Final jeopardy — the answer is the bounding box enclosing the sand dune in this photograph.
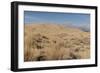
[24,24,90,62]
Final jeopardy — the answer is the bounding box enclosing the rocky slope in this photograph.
[24,24,90,61]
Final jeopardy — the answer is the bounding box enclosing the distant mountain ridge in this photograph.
[25,22,90,32]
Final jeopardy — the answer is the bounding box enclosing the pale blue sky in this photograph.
[24,11,90,28]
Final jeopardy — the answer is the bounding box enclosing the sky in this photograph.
[24,11,90,31]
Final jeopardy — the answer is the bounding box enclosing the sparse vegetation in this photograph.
[24,24,90,62]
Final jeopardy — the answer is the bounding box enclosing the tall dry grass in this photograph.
[24,24,90,61]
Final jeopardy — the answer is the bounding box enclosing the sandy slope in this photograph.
[24,24,90,61]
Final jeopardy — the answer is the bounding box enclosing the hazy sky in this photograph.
[24,11,90,27]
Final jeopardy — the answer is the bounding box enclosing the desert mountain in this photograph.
[24,24,90,61]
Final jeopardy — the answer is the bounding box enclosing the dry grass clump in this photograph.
[24,24,90,62]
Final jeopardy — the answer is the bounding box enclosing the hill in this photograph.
[24,24,90,61]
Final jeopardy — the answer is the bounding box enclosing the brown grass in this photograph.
[24,24,90,62]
